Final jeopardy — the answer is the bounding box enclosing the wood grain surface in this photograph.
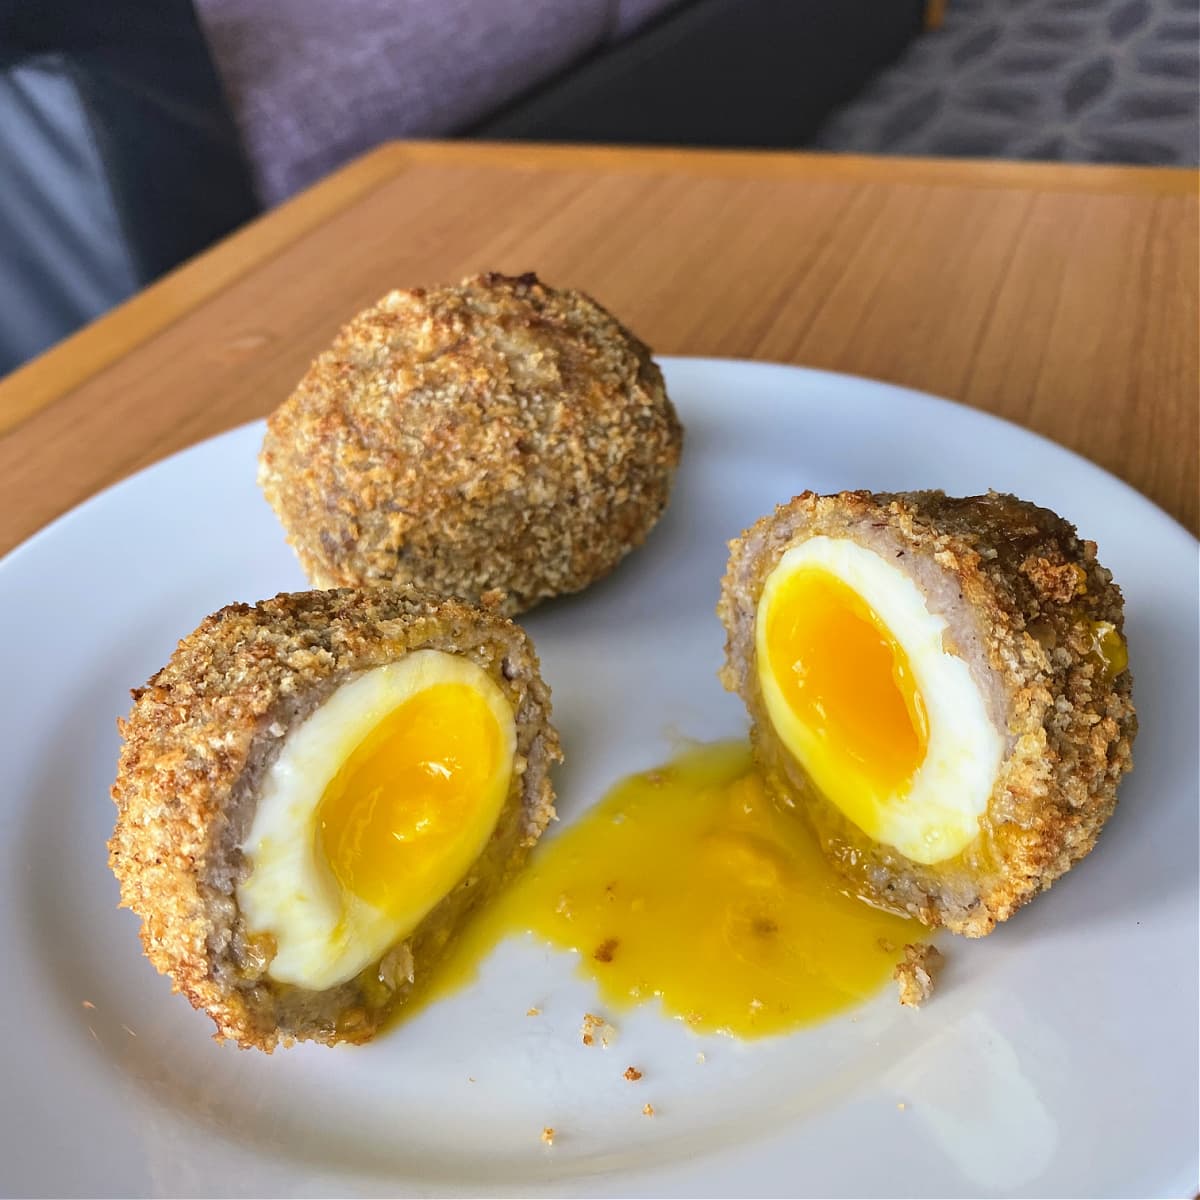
[0,141,1195,555]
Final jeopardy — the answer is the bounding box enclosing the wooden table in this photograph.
[0,141,1196,553]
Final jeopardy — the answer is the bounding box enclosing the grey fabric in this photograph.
[195,0,613,206]
[815,0,1200,165]
[0,54,139,370]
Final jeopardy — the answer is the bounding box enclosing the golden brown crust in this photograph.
[109,587,561,1049]
[894,943,944,1008]
[258,272,683,615]
[718,489,1136,936]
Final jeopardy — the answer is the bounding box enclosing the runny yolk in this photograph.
[759,567,929,837]
[408,742,920,1038]
[317,682,509,920]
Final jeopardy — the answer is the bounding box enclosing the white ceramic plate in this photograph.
[1,359,1195,1198]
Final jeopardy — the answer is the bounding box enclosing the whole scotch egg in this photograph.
[718,490,1136,935]
[257,272,683,615]
[109,588,560,1048]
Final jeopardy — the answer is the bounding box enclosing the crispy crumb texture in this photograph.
[581,1012,617,1047]
[895,943,945,1008]
[108,586,561,1050]
[718,489,1137,936]
[258,272,683,615]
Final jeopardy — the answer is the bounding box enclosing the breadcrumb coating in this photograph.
[718,490,1136,936]
[894,943,944,1008]
[109,587,561,1049]
[258,272,683,615]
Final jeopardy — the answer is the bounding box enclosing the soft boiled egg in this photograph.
[237,650,516,991]
[755,537,1004,864]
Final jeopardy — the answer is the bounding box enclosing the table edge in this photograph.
[395,140,1200,195]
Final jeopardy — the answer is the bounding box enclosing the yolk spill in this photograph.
[318,682,509,918]
[763,567,929,801]
[410,741,918,1038]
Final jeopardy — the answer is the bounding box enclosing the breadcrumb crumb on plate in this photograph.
[580,1012,618,1048]
[894,944,945,1008]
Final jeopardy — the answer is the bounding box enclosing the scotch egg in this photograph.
[719,490,1136,935]
[258,272,684,615]
[109,588,560,1049]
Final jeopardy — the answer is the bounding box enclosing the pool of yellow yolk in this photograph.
[759,566,929,839]
[411,742,918,1037]
[317,682,509,927]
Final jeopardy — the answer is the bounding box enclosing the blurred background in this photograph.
[1,0,1197,377]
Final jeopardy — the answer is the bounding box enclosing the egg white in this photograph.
[237,650,516,991]
[756,536,1004,864]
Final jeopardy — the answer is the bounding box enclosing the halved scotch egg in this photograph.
[109,588,560,1049]
[718,490,1136,935]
